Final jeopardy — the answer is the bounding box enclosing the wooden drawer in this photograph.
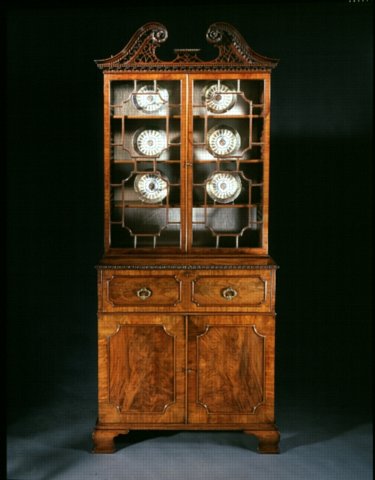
[191,272,274,312]
[101,272,183,311]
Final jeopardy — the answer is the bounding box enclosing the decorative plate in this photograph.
[134,129,167,157]
[203,83,236,113]
[134,172,169,203]
[206,172,242,203]
[133,85,169,113]
[207,125,241,157]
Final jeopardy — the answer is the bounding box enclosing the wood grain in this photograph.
[97,314,185,425]
[108,324,175,413]
[107,275,181,307]
[187,315,275,425]
[196,324,264,414]
[94,22,279,455]
[192,275,267,307]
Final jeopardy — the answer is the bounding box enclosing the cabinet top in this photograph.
[95,22,278,73]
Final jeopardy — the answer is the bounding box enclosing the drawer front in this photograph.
[103,273,182,311]
[191,273,274,312]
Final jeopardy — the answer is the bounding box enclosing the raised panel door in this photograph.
[98,314,186,424]
[187,315,275,425]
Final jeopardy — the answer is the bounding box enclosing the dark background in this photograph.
[6,2,372,424]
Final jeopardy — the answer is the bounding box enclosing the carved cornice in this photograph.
[95,22,278,72]
[96,264,279,270]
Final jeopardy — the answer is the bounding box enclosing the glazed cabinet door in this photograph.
[105,74,187,253]
[187,315,275,425]
[98,314,185,424]
[188,74,270,254]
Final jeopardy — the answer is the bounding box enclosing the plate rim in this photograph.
[203,82,236,113]
[205,171,242,203]
[133,128,167,157]
[134,171,169,203]
[207,124,241,157]
[132,85,169,112]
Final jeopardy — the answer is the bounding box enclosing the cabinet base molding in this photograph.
[92,423,280,454]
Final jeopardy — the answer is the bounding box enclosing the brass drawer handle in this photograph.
[222,287,238,300]
[136,287,152,300]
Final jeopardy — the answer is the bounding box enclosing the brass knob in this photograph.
[222,287,238,300]
[136,287,152,300]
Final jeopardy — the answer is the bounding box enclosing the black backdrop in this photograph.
[6,2,372,422]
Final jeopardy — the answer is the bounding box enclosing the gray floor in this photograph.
[7,383,372,480]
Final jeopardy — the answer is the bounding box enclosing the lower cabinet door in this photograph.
[187,315,275,425]
[98,314,185,425]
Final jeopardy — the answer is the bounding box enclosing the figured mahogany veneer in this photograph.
[100,268,274,312]
[94,259,279,453]
[191,273,273,311]
[105,274,182,309]
[98,314,186,425]
[93,22,280,455]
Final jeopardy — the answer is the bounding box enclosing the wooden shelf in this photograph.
[192,103,265,108]
[112,160,181,164]
[193,114,264,119]
[112,202,180,209]
[192,159,263,164]
[193,204,258,209]
[112,114,181,120]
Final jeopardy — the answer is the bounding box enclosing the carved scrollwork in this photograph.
[206,25,223,44]
[206,22,278,68]
[151,24,168,44]
[95,22,167,69]
[95,22,278,71]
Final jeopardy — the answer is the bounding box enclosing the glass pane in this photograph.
[192,79,265,249]
[109,80,182,249]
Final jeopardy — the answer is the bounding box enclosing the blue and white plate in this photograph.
[133,85,169,113]
[134,128,167,157]
[134,172,168,203]
[206,172,242,203]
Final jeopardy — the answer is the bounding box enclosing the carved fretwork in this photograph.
[95,22,278,72]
